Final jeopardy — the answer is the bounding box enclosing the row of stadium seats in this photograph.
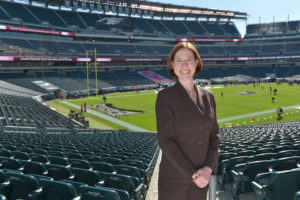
[0,124,159,200]
[0,1,239,37]
[0,169,142,200]
[2,67,300,94]
[2,37,300,58]
[231,157,300,200]
[0,94,78,127]
[218,122,300,200]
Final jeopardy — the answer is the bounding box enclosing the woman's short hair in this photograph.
[167,42,203,78]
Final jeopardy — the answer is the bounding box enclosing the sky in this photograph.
[154,0,300,37]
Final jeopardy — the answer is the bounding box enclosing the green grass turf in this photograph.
[51,83,300,131]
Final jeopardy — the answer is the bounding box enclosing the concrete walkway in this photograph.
[61,101,150,132]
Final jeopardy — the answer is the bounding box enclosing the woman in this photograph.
[155,42,220,200]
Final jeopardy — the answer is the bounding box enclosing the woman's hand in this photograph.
[192,166,212,188]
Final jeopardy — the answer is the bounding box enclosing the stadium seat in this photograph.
[39,179,80,200]
[47,156,69,166]
[221,156,248,186]
[69,159,91,169]
[217,152,235,175]
[21,160,48,175]
[251,152,276,162]
[256,148,273,154]
[91,162,115,173]
[0,150,12,158]
[277,150,297,158]
[103,157,123,165]
[62,179,88,194]
[114,165,144,184]
[271,157,299,171]
[30,153,49,164]
[79,185,123,200]
[84,155,102,162]
[275,145,293,152]
[252,168,300,200]
[71,167,103,187]
[231,160,273,200]
[2,145,17,151]
[12,151,29,160]
[47,151,65,157]
[0,157,23,171]
[65,153,83,160]
[5,171,42,200]
[103,173,143,200]
[45,164,74,181]
[32,149,48,156]
[19,147,32,154]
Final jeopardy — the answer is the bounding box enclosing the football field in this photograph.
[48,83,300,131]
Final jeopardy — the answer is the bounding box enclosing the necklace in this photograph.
[186,88,195,96]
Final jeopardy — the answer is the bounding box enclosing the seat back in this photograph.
[79,185,122,200]
[69,159,91,169]
[71,168,102,186]
[271,169,300,200]
[12,151,29,160]
[47,156,69,166]
[21,160,47,175]
[30,153,49,164]
[5,171,39,200]
[45,164,73,180]
[39,179,79,200]
[0,157,22,170]
[91,162,114,173]
[272,157,298,171]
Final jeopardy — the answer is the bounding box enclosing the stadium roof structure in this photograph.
[33,0,247,20]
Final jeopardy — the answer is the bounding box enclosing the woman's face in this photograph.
[172,48,198,81]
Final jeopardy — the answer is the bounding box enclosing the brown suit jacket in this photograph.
[156,81,220,200]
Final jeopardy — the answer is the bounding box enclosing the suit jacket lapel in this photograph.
[174,81,204,115]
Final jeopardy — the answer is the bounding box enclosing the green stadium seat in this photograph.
[71,167,103,187]
[103,157,123,165]
[30,153,49,164]
[79,185,123,200]
[47,156,69,166]
[84,155,102,162]
[0,157,23,171]
[69,159,91,169]
[65,152,83,160]
[221,156,248,186]
[21,160,48,175]
[45,164,74,181]
[103,173,143,200]
[251,153,276,162]
[32,149,48,156]
[231,160,273,200]
[39,179,80,200]
[12,151,29,160]
[47,151,65,157]
[5,171,42,200]
[0,150,12,158]
[271,157,299,171]
[91,162,115,173]
[252,168,300,200]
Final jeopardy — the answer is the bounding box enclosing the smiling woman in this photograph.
[156,42,220,200]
